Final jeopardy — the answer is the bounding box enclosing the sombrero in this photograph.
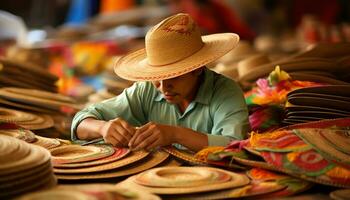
[53,150,149,174]
[0,128,37,143]
[117,167,250,195]
[114,13,239,81]
[55,150,168,180]
[18,114,54,130]
[50,144,115,165]
[134,167,232,187]
[0,107,54,130]
[163,168,312,200]
[53,147,130,168]
[162,182,284,200]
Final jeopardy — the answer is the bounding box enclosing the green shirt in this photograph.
[71,68,250,146]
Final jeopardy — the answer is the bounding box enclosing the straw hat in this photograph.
[114,13,239,81]
[118,167,250,195]
[55,150,168,180]
[54,147,130,168]
[54,150,149,174]
[50,145,115,165]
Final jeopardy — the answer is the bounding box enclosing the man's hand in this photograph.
[100,118,136,147]
[128,122,176,151]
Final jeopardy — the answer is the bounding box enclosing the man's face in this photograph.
[152,70,202,104]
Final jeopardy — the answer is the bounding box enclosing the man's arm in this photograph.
[76,118,105,140]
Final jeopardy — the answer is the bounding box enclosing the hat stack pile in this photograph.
[0,58,58,92]
[117,166,311,199]
[0,87,82,114]
[17,183,160,200]
[0,127,67,150]
[284,85,350,125]
[0,107,71,148]
[236,43,350,89]
[0,107,54,130]
[118,167,249,198]
[50,144,177,181]
[0,134,56,199]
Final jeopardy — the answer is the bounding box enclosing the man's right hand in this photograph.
[99,118,136,147]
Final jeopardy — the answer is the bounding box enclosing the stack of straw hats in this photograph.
[0,57,58,92]
[0,128,66,150]
[0,107,54,130]
[0,134,56,199]
[284,85,350,125]
[51,144,176,181]
[117,166,290,199]
[236,43,350,89]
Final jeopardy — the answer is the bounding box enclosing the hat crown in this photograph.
[145,13,204,66]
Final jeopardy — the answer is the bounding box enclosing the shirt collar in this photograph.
[194,68,214,105]
[154,67,214,105]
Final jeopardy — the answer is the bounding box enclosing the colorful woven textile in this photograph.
[249,118,350,187]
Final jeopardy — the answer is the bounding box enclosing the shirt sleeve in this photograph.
[71,82,147,141]
[208,80,250,146]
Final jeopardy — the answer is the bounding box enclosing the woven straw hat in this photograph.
[114,13,239,81]
[55,150,169,180]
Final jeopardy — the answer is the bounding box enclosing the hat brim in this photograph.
[115,33,239,81]
[239,58,337,82]
[55,150,169,180]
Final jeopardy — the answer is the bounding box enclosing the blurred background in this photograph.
[1,0,350,99]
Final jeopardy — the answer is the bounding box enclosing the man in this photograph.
[71,13,250,152]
